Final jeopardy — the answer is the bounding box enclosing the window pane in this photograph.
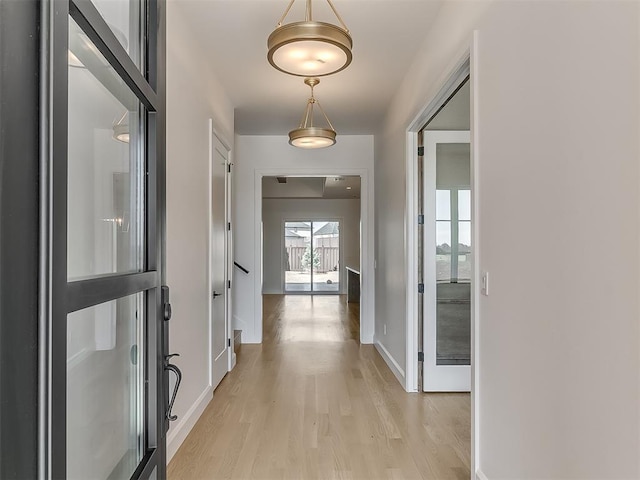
[436,220,451,282]
[67,293,145,480]
[68,18,145,280]
[90,0,143,70]
[458,190,471,221]
[458,221,471,281]
[436,190,451,220]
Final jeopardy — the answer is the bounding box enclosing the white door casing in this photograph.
[210,125,231,390]
[423,130,471,392]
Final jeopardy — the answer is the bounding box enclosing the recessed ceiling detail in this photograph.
[262,176,361,199]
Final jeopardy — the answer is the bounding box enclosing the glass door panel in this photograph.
[284,221,341,293]
[67,293,144,480]
[458,189,472,282]
[312,221,340,292]
[68,17,145,281]
[435,190,452,282]
[89,0,144,71]
[51,1,166,478]
[284,222,312,292]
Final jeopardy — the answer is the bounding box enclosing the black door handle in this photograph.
[165,353,182,422]
[212,291,222,298]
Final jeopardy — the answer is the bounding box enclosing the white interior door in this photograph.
[423,130,472,392]
[211,128,229,390]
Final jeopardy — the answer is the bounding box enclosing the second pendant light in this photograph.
[289,77,336,149]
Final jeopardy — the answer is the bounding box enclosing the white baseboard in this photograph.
[166,385,213,463]
[262,288,281,294]
[476,468,488,480]
[231,352,237,370]
[374,338,406,387]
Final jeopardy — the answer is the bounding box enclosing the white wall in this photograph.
[377,0,640,478]
[233,135,374,344]
[262,198,361,294]
[165,3,234,462]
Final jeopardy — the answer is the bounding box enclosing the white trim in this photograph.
[404,130,419,393]
[470,29,481,476]
[225,139,235,373]
[207,120,214,387]
[166,385,213,462]
[476,468,489,480]
[405,52,471,394]
[374,338,405,386]
[254,167,375,344]
[208,121,234,388]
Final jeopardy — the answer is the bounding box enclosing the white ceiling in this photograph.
[175,0,445,135]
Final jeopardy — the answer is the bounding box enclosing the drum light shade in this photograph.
[268,0,352,77]
[289,127,336,148]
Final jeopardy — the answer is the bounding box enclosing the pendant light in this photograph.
[112,111,129,143]
[289,77,336,149]
[268,0,352,77]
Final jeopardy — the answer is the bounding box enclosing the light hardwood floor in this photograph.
[168,295,470,480]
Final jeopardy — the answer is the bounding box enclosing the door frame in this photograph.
[404,33,480,471]
[281,217,344,295]
[255,168,374,344]
[0,1,41,477]
[208,123,235,386]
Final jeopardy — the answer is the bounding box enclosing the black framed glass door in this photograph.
[0,0,167,478]
[55,1,167,478]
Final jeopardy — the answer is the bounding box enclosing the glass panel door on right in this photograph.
[423,131,472,392]
[284,221,340,293]
[312,222,340,292]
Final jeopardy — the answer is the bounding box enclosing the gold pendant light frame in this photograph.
[289,77,337,149]
[268,0,353,77]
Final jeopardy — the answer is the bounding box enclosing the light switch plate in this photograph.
[481,272,489,296]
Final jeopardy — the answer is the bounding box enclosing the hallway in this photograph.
[168,295,470,479]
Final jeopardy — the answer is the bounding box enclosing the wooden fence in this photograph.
[286,246,339,273]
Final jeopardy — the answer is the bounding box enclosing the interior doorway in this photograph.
[405,48,478,471]
[260,175,365,339]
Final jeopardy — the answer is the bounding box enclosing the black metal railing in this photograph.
[234,261,249,274]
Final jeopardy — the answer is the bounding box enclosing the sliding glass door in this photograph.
[284,221,340,293]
